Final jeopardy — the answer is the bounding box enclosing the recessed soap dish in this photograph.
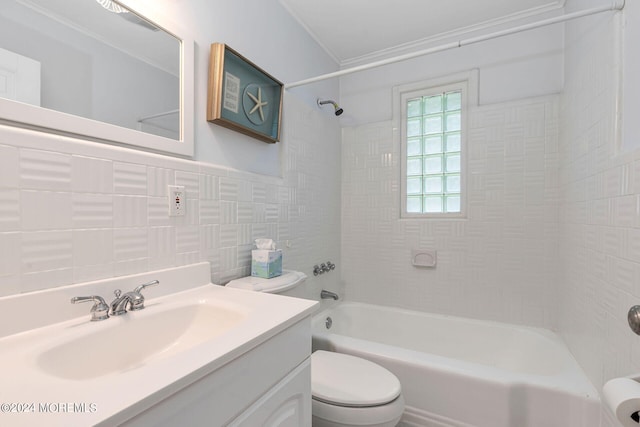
[412,249,437,268]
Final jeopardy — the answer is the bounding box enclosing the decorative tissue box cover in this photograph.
[251,249,283,278]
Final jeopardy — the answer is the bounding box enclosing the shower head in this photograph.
[317,99,344,116]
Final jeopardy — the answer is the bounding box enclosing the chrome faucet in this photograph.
[110,280,159,315]
[320,290,339,300]
[71,295,110,321]
[314,261,336,276]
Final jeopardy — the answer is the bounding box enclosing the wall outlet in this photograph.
[168,185,186,216]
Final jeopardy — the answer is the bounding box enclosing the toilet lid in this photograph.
[311,351,402,407]
[225,270,306,293]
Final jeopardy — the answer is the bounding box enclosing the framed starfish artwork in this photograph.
[207,43,283,143]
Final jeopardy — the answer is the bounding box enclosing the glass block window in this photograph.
[401,82,466,218]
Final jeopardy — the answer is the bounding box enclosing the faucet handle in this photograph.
[313,265,323,276]
[71,295,110,321]
[130,280,159,311]
[133,279,159,294]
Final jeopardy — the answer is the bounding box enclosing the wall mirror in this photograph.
[0,0,194,156]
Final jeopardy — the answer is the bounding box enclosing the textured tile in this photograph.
[113,162,147,195]
[237,244,252,267]
[0,189,20,231]
[200,200,221,225]
[264,204,279,223]
[21,231,73,273]
[220,225,238,248]
[176,225,199,253]
[148,226,176,269]
[219,247,237,271]
[557,15,636,391]
[73,229,113,267]
[0,145,19,188]
[199,174,218,200]
[113,195,148,228]
[175,171,199,198]
[73,263,115,284]
[237,202,253,224]
[21,190,73,231]
[342,97,559,330]
[147,167,174,197]
[185,199,199,225]
[220,201,237,224]
[0,93,341,318]
[252,183,267,203]
[221,177,252,202]
[22,268,73,293]
[200,224,219,258]
[72,156,113,193]
[114,259,148,277]
[219,178,239,201]
[20,149,72,191]
[113,228,148,261]
[148,196,171,226]
[0,232,20,277]
[236,224,252,246]
[72,193,113,228]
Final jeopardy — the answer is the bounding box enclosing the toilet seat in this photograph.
[225,270,307,293]
[311,350,401,407]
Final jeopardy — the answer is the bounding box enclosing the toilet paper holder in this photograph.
[603,375,640,427]
[628,306,640,335]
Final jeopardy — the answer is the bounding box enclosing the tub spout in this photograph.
[321,290,339,300]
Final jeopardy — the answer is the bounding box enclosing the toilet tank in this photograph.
[225,271,309,299]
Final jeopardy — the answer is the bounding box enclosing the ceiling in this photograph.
[279,0,565,65]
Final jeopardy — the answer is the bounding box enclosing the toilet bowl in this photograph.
[226,272,405,427]
[311,350,404,427]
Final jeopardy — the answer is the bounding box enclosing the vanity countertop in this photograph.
[0,263,316,426]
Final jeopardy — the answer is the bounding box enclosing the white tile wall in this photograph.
[559,10,640,422]
[342,95,560,329]
[0,94,341,300]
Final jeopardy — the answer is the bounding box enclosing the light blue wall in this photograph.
[128,0,340,176]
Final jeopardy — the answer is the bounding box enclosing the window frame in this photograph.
[394,71,478,219]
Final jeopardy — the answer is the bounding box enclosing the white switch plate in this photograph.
[168,185,186,216]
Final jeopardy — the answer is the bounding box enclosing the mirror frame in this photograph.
[0,1,194,157]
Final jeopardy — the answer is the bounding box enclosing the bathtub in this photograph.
[312,302,600,427]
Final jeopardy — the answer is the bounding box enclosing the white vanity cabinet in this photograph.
[120,317,312,427]
[228,359,311,427]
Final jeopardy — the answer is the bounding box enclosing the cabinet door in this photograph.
[230,359,311,427]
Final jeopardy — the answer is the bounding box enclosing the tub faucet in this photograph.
[320,290,339,300]
[110,280,159,315]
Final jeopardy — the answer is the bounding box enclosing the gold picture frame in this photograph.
[207,43,283,143]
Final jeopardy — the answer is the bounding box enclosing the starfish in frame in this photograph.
[247,86,268,122]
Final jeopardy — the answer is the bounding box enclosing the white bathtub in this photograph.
[312,302,600,427]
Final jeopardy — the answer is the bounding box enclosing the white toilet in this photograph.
[226,271,405,427]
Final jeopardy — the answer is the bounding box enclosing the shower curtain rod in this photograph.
[285,0,625,89]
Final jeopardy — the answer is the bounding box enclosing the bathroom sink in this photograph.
[37,302,246,380]
[0,262,317,426]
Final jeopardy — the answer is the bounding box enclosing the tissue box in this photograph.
[251,249,282,278]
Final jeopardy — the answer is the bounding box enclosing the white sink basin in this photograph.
[37,303,246,380]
